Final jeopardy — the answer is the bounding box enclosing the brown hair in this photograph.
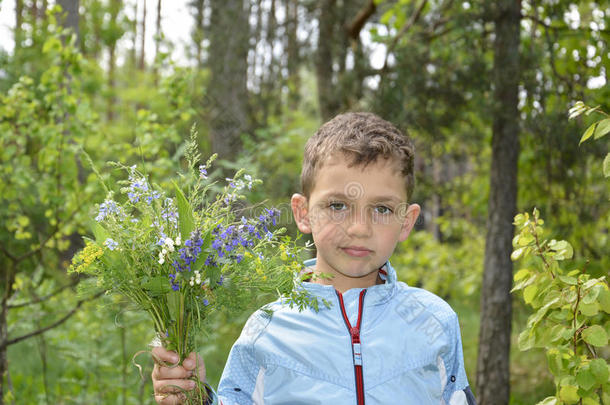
[300,112,415,199]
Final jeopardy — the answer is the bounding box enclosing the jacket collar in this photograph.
[299,259,398,308]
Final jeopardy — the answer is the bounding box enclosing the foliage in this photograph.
[512,209,609,404]
[569,101,610,178]
[393,217,484,300]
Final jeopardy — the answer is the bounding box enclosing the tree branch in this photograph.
[522,13,610,34]
[1,291,104,349]
[8,277,80,309]
[345,0,376,41]
[0,245,17,262]
[382,0,428,72]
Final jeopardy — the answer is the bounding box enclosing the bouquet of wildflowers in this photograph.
[70,131,313,401]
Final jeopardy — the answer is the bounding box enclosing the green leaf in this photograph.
[558,275,578,286]
[524,284,538,304]
[514,268,530,282]
[579,302,600,317]
[582,397,600,405]
[142,276,172,295]
[593,118,610,139]
[536,397,558,405]
[579,122,597,144]
[91,221,109,244]
[167,290,181,319]
[511,247,526,261]
[518,329,535,351]
[599,288,610,313]
[603,153,610,178]
[559,385,580,404]
[173,181,194,240]
[546,348,562,376]
[589,358,609,385]
[548,239,573,260]
[582,285,601,304]
[581,325,608,347]
[576,366,597,391]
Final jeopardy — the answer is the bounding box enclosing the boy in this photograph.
[152,112,476,405]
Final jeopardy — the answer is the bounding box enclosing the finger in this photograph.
[182,352,206,382]
[154,378,196,395]
[155,392,186,405]
[152,363,192,380]
[152,347,180,365]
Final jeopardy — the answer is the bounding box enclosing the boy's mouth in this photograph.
[341,246,373,257]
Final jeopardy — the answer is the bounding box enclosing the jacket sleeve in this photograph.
[442,312,477,405]
[216,310,270,405]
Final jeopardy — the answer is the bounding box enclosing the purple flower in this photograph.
[199,165,208,179]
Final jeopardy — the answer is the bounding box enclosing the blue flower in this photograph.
[203,298,209,306]
[95,199,123,222]
[104,238,119,250]
[199,165,208,179]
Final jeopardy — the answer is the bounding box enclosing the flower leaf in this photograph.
[173,181,194,240]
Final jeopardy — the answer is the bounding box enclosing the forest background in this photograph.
[0,0,608,404]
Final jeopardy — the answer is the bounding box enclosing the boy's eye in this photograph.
[329,202,347,211]
[374,205,393,215]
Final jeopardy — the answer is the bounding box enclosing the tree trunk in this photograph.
[0,266,16,404]
[139,0,147,70]
[315,0,340,121]
[153,0,162,81]
[132,0,138,68]
[107,0,121,121]
[284,0,300,108]
[192,0,205,68]
[56,0,80,43]
[207,0,249,162]
[475,1,521,404]
[14,0,23,51]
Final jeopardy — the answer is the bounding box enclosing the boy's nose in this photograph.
[346,209,372,238]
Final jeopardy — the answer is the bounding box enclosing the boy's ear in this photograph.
[398,203,421,242]
[291,193,312,234]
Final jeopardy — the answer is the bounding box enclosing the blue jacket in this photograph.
[210,259,476,405]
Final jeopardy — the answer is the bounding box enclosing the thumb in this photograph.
[183,352,206,382]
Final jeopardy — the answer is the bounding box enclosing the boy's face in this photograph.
[291,153,420,292]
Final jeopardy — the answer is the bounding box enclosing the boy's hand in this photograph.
[152,347,207,405]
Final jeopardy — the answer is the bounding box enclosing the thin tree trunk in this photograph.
[285,0,299,107]
[56,0,80,43]
[132,0,138,68]
[120,325,127,405]
[153,0,162,81]
[0,266,16,404]
[139,0,147,70]
[315,0,340,121]
[475,1,521,404]
[107,0,121,121]
[207,0,249,162]
[14,0,24,52]
[192,0,205,68]
[36,329,50,405]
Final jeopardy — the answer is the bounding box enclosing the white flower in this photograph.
[158,252,165,265]
[164,238,175,252]
[175,235,181,246]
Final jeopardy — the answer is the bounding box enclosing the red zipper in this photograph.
[336,289,367,405]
